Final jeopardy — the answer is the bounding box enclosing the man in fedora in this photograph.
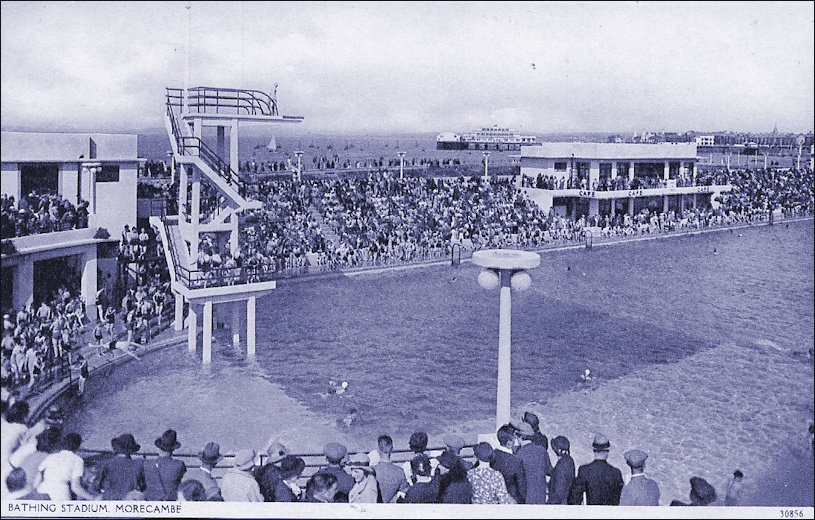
[491,424,527,504]
[512,419,550,504]
[314,442,354,499]
[220,449,262,502]
[93,433,145,500]
[619,449,660,506]
[143,429,186,501]
[568,433,624,505]
[253,441,288,502]
[183,442,224,501]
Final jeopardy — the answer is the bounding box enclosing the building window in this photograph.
[97,165,120,182]
[554,161,567,171]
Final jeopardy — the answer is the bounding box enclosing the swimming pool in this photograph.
[64,219,814,504]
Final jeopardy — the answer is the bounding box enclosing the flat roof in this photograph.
[1,131,138,163]
[521,142,698,160]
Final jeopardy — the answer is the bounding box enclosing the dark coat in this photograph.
[568,459,624,505]
[403,480,440,503]
[273,480,300,502]
[314,465,355,496]
[517,442,552,504]
[143,455,186,501]
[490,448,527,504]
[547,454,575,504]
[94,455,145,500]
[253,463,282,502]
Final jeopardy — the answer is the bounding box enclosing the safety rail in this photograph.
[166,86,277,116]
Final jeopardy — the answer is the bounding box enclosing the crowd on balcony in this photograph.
[2,401,746,507]
[1,192,89,239]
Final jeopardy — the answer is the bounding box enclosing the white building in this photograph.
[519,142,730,218]
[695,135,715,147]
[1,132,138,316]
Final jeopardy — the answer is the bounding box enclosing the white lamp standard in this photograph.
[294,150,303,182]
[483,151,491,182]
[397,151,406,180]
[473,249,541,430]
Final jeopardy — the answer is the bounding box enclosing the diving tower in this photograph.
[158,86,302,363]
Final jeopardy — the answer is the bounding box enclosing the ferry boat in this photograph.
[437,124,540,151]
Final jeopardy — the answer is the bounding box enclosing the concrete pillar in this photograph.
[588,198,599,217]
[611,163,618,180]
[629,196,635,216]
[174,293,184,331]
[664,162,670,181]
[628,163,635,182]
[191,170,200,263]
[496,269,512,430]
[232,300,242,347]
[188,304,198,353]
[202,300,212,364]
[193,119,202,140]
[179,165,189,220]
[12,261,34,310]
[81,249,98,322]
[680,195,686,213]
[692,193,697,209]
[663,195,669,213]
[588,161,600,189]
[246,296,256,357]
[217,126,226,160]
[230,120,239,172]
[610,198,616,216]
[230,213,239,256]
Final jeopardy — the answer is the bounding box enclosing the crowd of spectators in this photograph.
[522,172,702,191]
[2,403,746,507]
[1,192,89,239]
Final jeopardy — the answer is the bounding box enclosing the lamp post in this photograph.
[473,249,541,430]
[397,151,406,179]
[294,150,303,182]
[483,151,491,182]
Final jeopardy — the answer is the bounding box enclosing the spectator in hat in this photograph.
[304,472,339,503]
[183,442,224,501]
[401,431,439,484]
[220,449,262,502]
[93,433,146,500]
[347,453,379,503]
[253,441,288,502]
[547,435,575,504]
[467,442,515,504]
[671,476,718,506]
[436,450,472,503]
[403,454,439,503]
[372,435,409,503]
[619,449,660,506]
[274,455,306,502]
[443,434,473,471]
[313,442,354,499]
[143,429,186,501]
[491,424,527,504]
[568,433,624,505]
[513,419,551,504]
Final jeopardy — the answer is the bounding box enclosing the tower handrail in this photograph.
[166,86,278,116]
[165,94,246,196]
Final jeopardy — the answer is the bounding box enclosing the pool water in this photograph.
[65,219,814,505]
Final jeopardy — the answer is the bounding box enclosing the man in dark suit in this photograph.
[143,429,186,501]
[513,420,551,504]
[568,433,624,505]
[490,424,526,504]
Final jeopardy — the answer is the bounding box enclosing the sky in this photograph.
[1,1,813,135]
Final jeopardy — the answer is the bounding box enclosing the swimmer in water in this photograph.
[580,369,593,382]
[342,408,358,428]
[713,248,719,254]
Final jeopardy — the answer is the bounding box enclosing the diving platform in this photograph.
[158,86,302,363]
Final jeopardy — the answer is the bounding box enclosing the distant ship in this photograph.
[437,124,540,151]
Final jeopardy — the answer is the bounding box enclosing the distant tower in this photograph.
[772,122,778,134]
